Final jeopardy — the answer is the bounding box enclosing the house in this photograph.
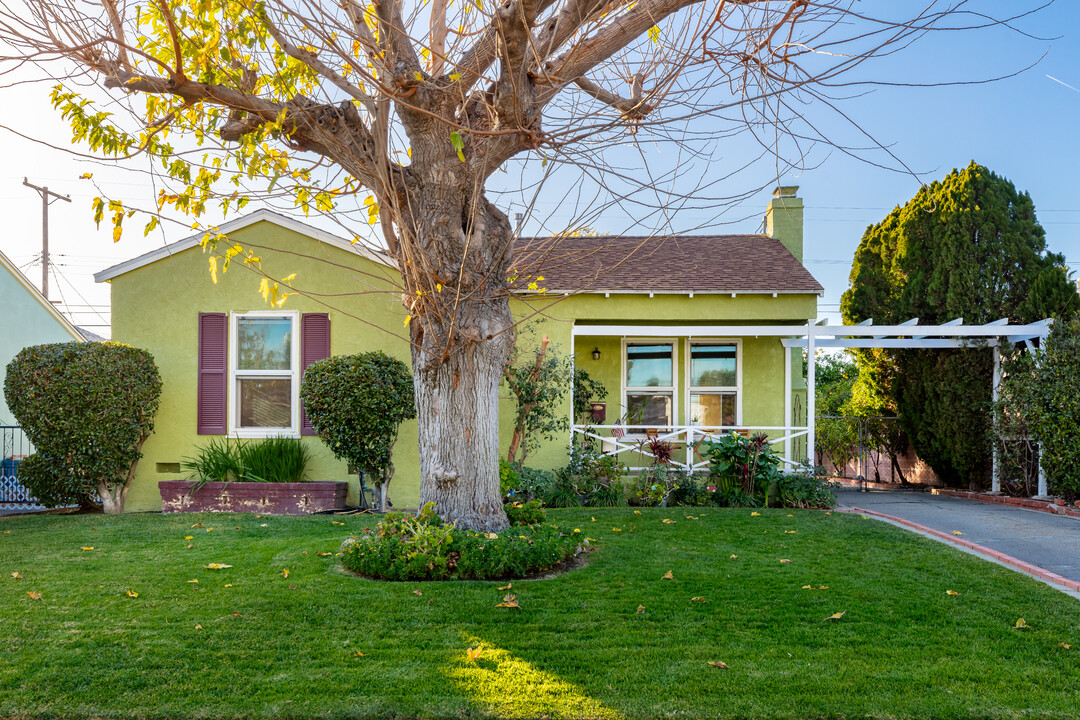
[96,188,820,512]
[0,250,85,424]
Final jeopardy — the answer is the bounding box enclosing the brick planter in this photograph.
[159,480,348,515]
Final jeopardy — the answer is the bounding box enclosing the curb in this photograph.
[837,506,1080,593]
[930,489,1080,521]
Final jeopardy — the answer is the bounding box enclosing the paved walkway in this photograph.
[835,488,1080,594]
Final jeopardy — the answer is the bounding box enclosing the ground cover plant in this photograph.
[1,508,1078,719]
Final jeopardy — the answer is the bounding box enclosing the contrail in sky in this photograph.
[1046,75,1080,93]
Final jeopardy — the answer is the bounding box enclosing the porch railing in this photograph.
[571,424,810,473]
[0,425,43,509]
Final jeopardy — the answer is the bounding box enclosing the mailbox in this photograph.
[589,402,606,423]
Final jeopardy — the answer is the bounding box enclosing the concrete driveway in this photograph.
[836,487,1080,594]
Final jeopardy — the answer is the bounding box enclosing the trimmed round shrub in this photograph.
[4,342,161,513]
[300,351,415,511]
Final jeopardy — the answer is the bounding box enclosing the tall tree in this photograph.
[841,162,1076,488]
[0,2,1040,528]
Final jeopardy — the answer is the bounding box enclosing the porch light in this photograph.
[592,347,601,360]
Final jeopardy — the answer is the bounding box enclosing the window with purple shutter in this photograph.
[300,313,331,435]
[197,312,228,434]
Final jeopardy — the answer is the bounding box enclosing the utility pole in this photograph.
[22,178,71,301]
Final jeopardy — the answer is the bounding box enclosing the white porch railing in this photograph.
[570,424,810,473]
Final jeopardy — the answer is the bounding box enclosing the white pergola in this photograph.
[571,318,1053,495]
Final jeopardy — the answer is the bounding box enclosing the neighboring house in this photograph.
[96,188,821,512]
[0,250,85,424]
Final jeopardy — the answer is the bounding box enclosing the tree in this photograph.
[0,2,1039,529]
[504,334,571,470]
[4,342,162,513]
[300,352,416,512]
[841,162,1076,488]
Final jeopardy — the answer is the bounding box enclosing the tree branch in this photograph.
[573,73,651,117]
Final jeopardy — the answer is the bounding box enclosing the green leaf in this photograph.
[449,131,465,163]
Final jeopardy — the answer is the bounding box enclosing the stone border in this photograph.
[930,488,1080,520]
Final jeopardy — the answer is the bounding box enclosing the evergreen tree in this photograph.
[841,162,1076,488]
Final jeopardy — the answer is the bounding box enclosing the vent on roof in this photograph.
[773,186,799,198]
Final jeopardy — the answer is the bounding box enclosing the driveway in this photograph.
[835,488,1080,590]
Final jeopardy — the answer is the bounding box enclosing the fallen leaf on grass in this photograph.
[81,547,94,551]
[315,552,332,557]
[662,519,676,524]
[126,591,139,598]
[354,651,365,657]
[194,624,202,630]
[10,572,22,580]
[288,585,297,590]
[466,645,483,662]
[779,559,791,564]
[232,611,240,616]
[633,510,641,515]
[750,512,761,517]
[332,521,345,526]
[259,524,268,527]
[690,596,705,603]
[785,530,797,534]
[729,554,737,559]
[281,569,289,579]
[184,536,194,540]
[497,582,512,591]
[707,661,729,669]
[636,605,645,614]
[952,531,964,536]
[496,593,519,608]
[412,589,423,596]
[224,584,233,588]
[946,590,960,596]
[191,523,203,528]
[254,515,263,519]
[186,544,194,549]
[612,528,622,532]
[1060,642,1072,650]
[1014,618,1029,629]
[204,563,232,570]
[27,592,41,600]
[205,528,213,532]
[661,571,674,580]
[824,611,846,621]
[187,579,199,584]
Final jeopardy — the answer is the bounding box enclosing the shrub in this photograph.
[300,352,415,511]
[4,342,161,513]
[340,503,582,580]
[181,436,311,488]
[774,472,837,509]
[700,432,783,504]
[504,334,572,469]
[504,500,546,526]
[516,466,556,501]
[669,474,711,507]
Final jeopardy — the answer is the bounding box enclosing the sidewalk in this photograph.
[835,488,1080,594]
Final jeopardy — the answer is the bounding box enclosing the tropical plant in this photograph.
[300,352,416,512]
[700,432,784,506]
[842,162,1077,488]
[4,342,161,513]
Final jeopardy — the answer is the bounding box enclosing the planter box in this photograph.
[159,480,348,515]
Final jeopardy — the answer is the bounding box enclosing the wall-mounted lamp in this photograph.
[592,347,601,361]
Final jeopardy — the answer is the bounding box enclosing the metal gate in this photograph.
[0,426,44,510]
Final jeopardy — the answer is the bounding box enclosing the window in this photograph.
[688,342,738,428]
[231,312,299,435]
[625,342,675,428]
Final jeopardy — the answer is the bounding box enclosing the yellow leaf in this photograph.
[707,661,729,669]
[332,521,345,525]
[485,532,498,539]
[281,569,289,579]
[79,172,93,180]
[612,527,622,532]
[1014,618,1029,629]
[126,590,139,598]
[633,510,641,515]
[690,596,705,603]
[729,554,737,559]
[27,591,43,600]
[786,530,797,534]
[1060,642,1072,649]
[779,559,791,564]
[403,315,412,328]
[11,572,23,580]
[413,71,424,82]
[685,515,698,520]
[497,582,512,591]
[662,518,675,524]
[187,579,199,584]
[466,645,482,662]
[449,72,462,81]
[81,547,94,551]
[636,605,645,613]
[413,589,423,596]
[354,650,365,657]
[315,551,332,557]
[946,589,960,596]
[496,593,519,608]
[824,611,847,621]
[224,584,233,588]
[952,531,964,536]
[204,563,232,570]
[185,536,194,540]
[191,523,204,528]
[661,571,674,580]
[750,512,761,516]
[802,585,812,589]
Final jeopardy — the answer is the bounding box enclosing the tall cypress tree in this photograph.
[841,162,1077,488]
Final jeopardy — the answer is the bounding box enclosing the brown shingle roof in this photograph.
[511,234,823,294]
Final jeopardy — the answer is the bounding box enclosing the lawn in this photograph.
[1,507,1078,720]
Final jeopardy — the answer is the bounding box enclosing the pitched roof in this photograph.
[94,209,389,282]
[511,234,823,294]
[0,249,84,341]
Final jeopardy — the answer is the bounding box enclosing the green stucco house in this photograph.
[96,187,820,512]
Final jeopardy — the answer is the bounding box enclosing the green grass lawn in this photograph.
[1,507,1078,720]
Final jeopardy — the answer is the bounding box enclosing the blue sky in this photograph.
[1,1,1077,335]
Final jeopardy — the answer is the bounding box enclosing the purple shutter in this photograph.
[300,313,331,436]
[197,313,228,435]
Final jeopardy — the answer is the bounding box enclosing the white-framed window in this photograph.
[623,339,676,430]
[229,311,300,437]
[686,340,741,428]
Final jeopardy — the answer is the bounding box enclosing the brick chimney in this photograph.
[765,186,804,262]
